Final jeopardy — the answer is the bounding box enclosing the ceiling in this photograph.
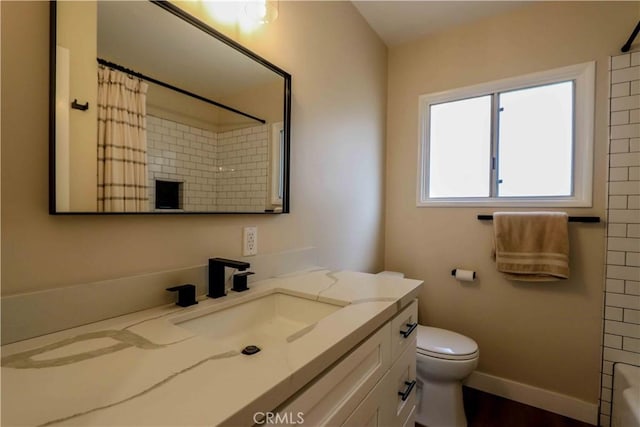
[352,1,531,47]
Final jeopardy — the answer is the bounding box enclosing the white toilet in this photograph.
[415,325,479,427]
[375,271,479,427]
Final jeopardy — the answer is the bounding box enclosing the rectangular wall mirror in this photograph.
[50,1,291,214]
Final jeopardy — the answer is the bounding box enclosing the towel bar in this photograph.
[477,214,600,223]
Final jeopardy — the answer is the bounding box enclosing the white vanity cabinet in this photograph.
[278,300,418,427]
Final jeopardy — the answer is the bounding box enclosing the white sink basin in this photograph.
[172,292,345,350]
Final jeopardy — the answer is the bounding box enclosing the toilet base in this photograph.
[416,378,467,427]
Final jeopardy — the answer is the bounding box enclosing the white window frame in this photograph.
[417,61,595,207]
[269,121,284,207]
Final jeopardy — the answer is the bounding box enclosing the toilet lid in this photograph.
[416,326,478,360]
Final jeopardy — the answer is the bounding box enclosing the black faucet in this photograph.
[208,258,253,298]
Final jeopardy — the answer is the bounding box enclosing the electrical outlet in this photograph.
[243,226,258,256]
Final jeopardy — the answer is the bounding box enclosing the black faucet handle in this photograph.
[232,271,254,293]
[166,284,198,307]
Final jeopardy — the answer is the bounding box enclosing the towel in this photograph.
[493,212,569,281]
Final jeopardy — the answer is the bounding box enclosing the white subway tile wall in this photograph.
[601,51,640,427]
[146,115,268,212]
[216,126,269,212]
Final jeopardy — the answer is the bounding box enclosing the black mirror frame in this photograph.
[49,0,291,215]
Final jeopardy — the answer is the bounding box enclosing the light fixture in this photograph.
[201,1,242,26]
[245,0,278,24]
[202,1,278,32]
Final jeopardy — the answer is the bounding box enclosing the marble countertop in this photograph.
[1,269,422,426]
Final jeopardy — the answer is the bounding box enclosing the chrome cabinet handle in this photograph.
[400,322,417,338]
[398,380,416,401]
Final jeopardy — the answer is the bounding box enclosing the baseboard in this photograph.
[464,371,599,425]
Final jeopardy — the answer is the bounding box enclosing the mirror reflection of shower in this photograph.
[52,0,289,214]
[146,111,271,213]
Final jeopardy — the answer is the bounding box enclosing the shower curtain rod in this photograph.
[97,58,266,124]
[621,21,640,53]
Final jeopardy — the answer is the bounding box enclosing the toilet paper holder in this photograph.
[451,269,476,280]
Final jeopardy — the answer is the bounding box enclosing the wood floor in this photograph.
[461,387,595,427]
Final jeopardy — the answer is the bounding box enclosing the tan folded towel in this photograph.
[493,212,569,281]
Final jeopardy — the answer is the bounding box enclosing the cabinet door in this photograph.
[278,323,391,426]
[343,335,417,427]
[341,380,386,427]
[381,336,417,427]
[390,299,418,363]
[402,405,416,427]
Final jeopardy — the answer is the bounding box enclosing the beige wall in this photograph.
[145,79,283,133]
[57,1,98,211]
[1,2,386,294]
[385,2,639,403]
[219,80,285,130]
[144,74,283,133]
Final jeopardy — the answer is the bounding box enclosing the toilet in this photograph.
[415,325,479,427]
[375,271,479,427]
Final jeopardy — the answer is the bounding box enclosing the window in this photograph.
[417,62,595,207]
[269,122,284,208]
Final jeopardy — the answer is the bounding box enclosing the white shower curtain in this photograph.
[97,66,149,212]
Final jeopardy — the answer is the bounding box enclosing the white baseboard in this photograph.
[464,371,599,425]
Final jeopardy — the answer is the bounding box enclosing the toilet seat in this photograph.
[416,326,478,361]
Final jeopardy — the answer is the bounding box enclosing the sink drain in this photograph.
[241,345,261,355]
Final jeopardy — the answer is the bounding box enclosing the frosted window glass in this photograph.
[418,61,594,207]
[428,96,491,198]
[497,82,573,197]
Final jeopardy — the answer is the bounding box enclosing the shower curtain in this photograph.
[97,66,149,212]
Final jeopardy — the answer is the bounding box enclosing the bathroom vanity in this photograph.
[1,270,422,426]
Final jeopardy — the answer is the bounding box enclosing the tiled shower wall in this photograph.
[600,51,640,426]
[146,115,268,212]
[147,115,217,211]
[216,126,269,212]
